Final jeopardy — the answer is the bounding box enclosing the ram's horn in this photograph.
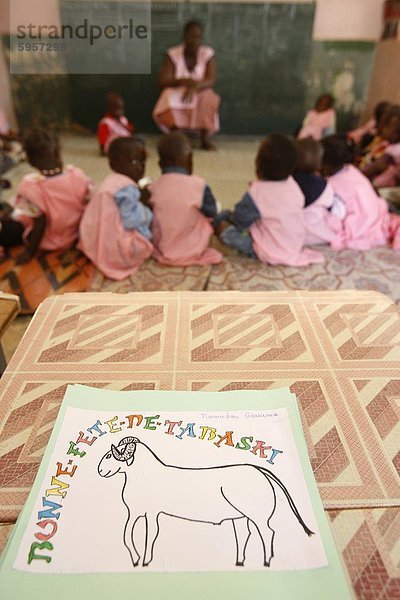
[115,442,136,461]
[117,436,139,447]
[111,444,126,462]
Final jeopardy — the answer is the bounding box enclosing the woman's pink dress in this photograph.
[79,173,153,280]
[150,172,222,266]
[153,45,220,134]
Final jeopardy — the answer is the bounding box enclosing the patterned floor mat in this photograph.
[207,246,400,306]
[89,258,212,292]
[328,507,400,599]
[0,247,92,314]
[0,290,399,522]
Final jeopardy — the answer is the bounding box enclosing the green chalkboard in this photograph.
[7,2,376,135]
[66,2,316,135]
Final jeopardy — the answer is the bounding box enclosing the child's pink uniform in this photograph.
[149,172,222,266]
[79,173,153,280]
[14,166,90,250]
[248,178,324,266]
[153,45,220,134]
[373,142,400,188]
[328,164,392,250]
[304,183,344,245]
[298,109,336,141]
[97,114,133,153]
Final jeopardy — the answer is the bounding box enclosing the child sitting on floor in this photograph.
[149,132,222,266]
[298,94,336,141]
[79,136,153,280]
[361,105,400,189]
[293,138,345,246]
[2,129,92,264]
[220,134,324,266]
[97,92,135,156]
[321,135,400,250]
[348,100,391,150]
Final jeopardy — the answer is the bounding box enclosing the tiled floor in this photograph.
[1,134,261,365]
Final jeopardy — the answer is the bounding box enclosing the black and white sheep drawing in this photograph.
[97,436,314,568]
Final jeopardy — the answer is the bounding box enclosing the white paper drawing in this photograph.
[13,404,327,574]
[98,435,314,569]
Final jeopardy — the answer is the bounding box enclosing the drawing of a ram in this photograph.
[97,436,313,568]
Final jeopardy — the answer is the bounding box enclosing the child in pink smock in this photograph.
[221,134,325,266]
[362,106,400,189]
[348,101,391,149]
[298,94,336,141]
[3,129,91,264]
[321,135,400,250]
[293,138,345,246]
[97,92,134,155]
[79,137,153,280]
[149,132,222,266]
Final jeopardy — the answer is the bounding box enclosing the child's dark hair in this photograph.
[106,90,123,105]
[256,134,298,181]
[184,20,203,35]
[108,136,144,163]
[24,129,60,165]
[157,132,191,167]
[321,135,355,172]
[315,94,335,110]
[295,138,323,172]
[381,105,400,132]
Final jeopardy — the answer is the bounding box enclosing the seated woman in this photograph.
[152,20,220,150]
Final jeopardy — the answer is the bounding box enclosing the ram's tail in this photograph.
[256,466,314,536]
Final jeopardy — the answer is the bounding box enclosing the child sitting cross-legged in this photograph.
[149,132,223,266]
[1,129,92,264]
[294,138,346,246]
[298,94,336,141]
[321,135,400,250]
[220,134,324,266]
[79,136,153,280]
[97,92,135,156]
[361,105,400,189]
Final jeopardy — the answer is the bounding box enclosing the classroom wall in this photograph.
[1,0,383,134]
[313,0,385,41]
[0,40,17,130]
[364,39,400,117]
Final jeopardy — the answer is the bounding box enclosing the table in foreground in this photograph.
[0,290,399,597]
